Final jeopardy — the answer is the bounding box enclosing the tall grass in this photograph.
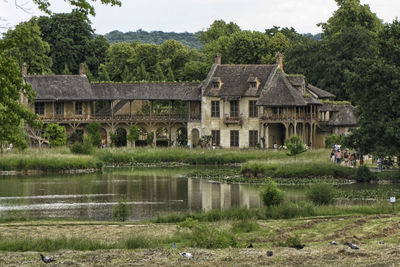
[95,147,327,166]
[0,154,103,171]
[153,202,400,223]
[241,161,356,178]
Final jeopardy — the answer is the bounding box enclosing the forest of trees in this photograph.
[0,0,399,156]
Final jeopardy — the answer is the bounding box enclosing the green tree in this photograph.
[198,20,241,44]
[86,122,102,147]
[32,0,121,17]
[285,135,307,161]
[0,18,52,74]
[346,58,400,157]
[62,64,71,75]
[152,63,165,81]
[104,42,135,81]
[38,12,94,75]
[166,66,175,82]
[86,35,110,78]
[127,125,139,147]
[43,123,66,147]
[0,54,41,152]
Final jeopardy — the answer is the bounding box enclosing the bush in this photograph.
[307,183,335,205]
[356,166,374,182]
[259,178,284,206]
[70,136,93,155]
[231,220,260,233]
[280,234,302,247]
[113,198,130,221]
[178,218,237,248]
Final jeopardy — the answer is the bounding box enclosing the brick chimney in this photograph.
[22,62,27,76]
[214,53,222,65]
[276,53,283,71]
[79,63,86,75]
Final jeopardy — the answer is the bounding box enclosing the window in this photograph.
[249,130,258,147]
[55,102,64,115]
[35,103,44,115]
[211,101,220,117]
[249,100,258,118]
[75,102,82,115]
[212,82,219,89]
[230,130,239,147]
[211,130,220,146]
[273,107,278,114]
[230,101,239,118]
[249,82,257,88]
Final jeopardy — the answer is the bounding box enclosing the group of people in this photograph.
[330,144,363,167]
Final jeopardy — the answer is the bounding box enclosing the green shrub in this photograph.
[178,218,237,248]
[86,122,102,147]
[280,234,302,247]
[124,236,155,249]
[231,220,260,233]
[259,178,284,206]
[113,198,130,221]
[70,136,93,155]
[356,166,374,182]
[307,183,335,205]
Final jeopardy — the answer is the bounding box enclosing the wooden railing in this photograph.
[260,114,316,121]
[39,113,193,123]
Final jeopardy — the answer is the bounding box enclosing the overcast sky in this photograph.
[1,0,399,34]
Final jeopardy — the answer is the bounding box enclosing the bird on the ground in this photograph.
[331,241,338,245]
[266,250,273,257]
[379,241,385,245]
[172,242,177,249]
[290,244,305,250]
[345,242,359,250]
[40,254,56,263]
[180,252,193,259]
[247,243,253,248]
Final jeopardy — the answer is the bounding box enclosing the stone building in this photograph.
[23,56,356,149]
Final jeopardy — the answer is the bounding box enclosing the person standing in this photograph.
[336,150,343,165]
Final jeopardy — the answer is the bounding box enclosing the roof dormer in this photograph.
[247,76,260,89]
[211,77,222,89]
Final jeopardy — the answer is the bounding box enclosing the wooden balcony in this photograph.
[39,113,191,124]
[223,115,242,125]
[260,114,316,122]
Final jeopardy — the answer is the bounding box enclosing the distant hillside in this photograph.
[104,30,203,49]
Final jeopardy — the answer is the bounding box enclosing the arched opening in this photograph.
[191,128,200,148]
[156,127,169,147]
[268,123,285,148]
[99,128,107,147]
[112,128,127,147]
[135,127,148,147]
[176,127,188,147]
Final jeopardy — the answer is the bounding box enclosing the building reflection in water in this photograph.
[187,178,262,212]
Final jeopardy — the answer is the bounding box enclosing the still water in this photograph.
[0,168,262,221]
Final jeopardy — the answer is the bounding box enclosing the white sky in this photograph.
[0,0,399,34]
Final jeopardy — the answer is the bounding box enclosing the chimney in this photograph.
[22,62,27,76]
[214,53,222,65]
[276,53,283,71]
[79,63,86,75]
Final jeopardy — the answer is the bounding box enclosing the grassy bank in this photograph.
[95,147,301,165]
[0,148,103,172]
[1,214,400,266]
[241,161,356,178]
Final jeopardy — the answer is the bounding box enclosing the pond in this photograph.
[0,168,262,221]
[0,168,399,221]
